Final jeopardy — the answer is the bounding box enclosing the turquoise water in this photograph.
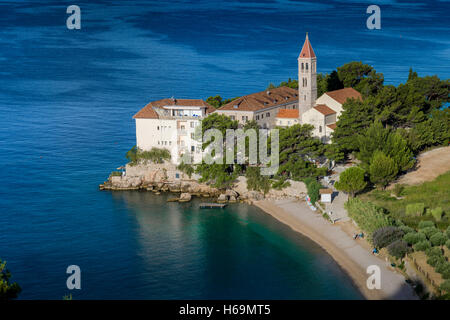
[1,0,448,299]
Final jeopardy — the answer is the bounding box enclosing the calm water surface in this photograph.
[0,0,448,299]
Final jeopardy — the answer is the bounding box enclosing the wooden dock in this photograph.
[199,203,227,209]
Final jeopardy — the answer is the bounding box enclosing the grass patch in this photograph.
[360,171,450,230]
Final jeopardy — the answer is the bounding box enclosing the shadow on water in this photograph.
[111,191,365,299]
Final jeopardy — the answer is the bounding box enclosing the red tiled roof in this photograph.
[133,98,214,119]
[327,123,337,130]
[276,109,299,118]
[218,86,298,112]
[314,104,336,116]
[298,33,316,59]
[325,87,362,104]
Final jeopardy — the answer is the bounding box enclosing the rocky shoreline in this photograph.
[99,162,308,204]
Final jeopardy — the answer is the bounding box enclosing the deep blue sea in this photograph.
[0,0,448,299]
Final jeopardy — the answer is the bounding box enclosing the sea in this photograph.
[0,0,448,299]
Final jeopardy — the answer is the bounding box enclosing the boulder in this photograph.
[179,193,192,202]
[229,195,237,203]
[217,194,228,203]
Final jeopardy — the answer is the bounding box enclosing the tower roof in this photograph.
[298,33,316,59]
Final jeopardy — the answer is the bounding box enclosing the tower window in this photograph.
[301,63,304,71]
[306,63,308,71]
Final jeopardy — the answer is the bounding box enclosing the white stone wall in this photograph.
[315,94,343,118]
[275,117,299,127]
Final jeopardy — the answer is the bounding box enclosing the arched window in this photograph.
[306,63,308,71]
[301,63,304,71]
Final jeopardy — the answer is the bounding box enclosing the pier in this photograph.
[199,203,227,209]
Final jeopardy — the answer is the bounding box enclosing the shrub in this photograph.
[418,220,435,229]
[430,232,447,246]
[109,171,122,177]
[426,247,443,257]
[431,207,444,221]
[344,199,392,236]
[373,226,404,248]
[177,162,194,178]
[399,225,414,234]
[414,240,431,252]
[446,226,450,238]
[405,203,425,217]
[446,239,450,250]
[387,240,410,259]
[403,232,426,245]
[422,226,440,239]
[427,255,446,267]
[440,279,450,293]
[435,262,450,279]
[393,184,405,197]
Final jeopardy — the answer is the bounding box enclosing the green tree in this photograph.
[246,167,271,195]
[334,166,367,197]
[304,178,322,204]
[369,151,398,189]
[332,98,376,155]
[206,95,223,108]
[0,259,21,300]
[337,61,384,97]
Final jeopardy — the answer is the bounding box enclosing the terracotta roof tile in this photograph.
[133,98,214,119]
[325,87,362,104]
[314,104,336,116]
[298,33,316,59]
[276,109,299,118]
[327,123,337,130]
[218,86,298,112]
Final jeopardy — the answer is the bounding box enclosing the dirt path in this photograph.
[394,146,450,186]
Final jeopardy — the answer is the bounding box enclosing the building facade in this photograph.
[133,98,215,164]
[214,86,299,128]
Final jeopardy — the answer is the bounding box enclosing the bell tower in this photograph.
[298,33,317,121]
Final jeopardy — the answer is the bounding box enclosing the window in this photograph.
[191,133,195,139]
[230,115,235,120]
[319,126,322,133]
[175,173,180,179]
[157,126,160,130]
[256,115,259,120]
[301,63,304,71]
[165,141,167,145]
[266,112,270,117]
[306,63,308,71]
[288,121,291,125]
[190,122,195,128]
[181,125,185,130]
[169,141,172,146]
[191,146,195,152]
[304,95,306,101]
[305,78,307,86]
[158,141,160,145]
[261,114,264,119]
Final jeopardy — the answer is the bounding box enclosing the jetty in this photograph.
[199,203,227,209]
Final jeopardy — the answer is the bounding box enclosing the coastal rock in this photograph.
[229,195,237,203]
[179,193,192,202]
[217,194,228,203]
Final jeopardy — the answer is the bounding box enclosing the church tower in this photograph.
[298,33,317,120]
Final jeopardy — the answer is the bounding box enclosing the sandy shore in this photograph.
[253,199,418,300]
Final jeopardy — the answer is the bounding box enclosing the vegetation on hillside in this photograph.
[0,259,21,300]
[126,146,171,165]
